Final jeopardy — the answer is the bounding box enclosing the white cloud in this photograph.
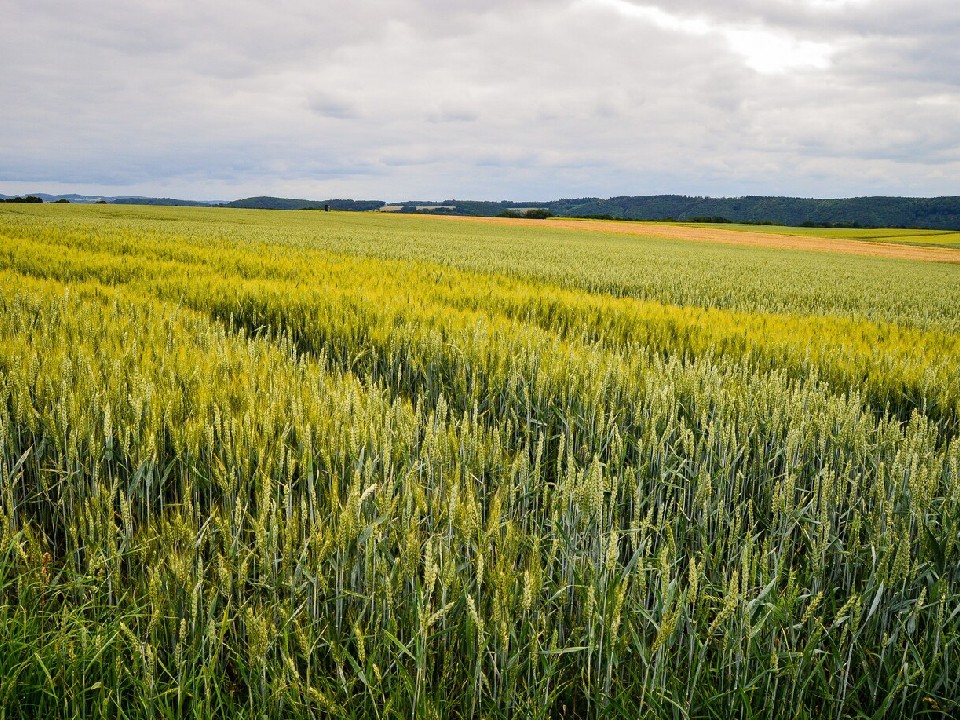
[724,28,833,72]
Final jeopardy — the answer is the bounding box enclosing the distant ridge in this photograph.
[0,193,222,205]
[4,193,960,229]
[224,196,384,211]
[112,197,214,207]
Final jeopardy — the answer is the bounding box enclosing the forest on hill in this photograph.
[547,195,960,229]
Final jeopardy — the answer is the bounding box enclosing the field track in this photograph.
[445,214,960,264]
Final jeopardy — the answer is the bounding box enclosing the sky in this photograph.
[2,0,958,201]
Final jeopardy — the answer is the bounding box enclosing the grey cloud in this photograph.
[307,94,362,120]
[1,0,958,200]
[428,106,480,123]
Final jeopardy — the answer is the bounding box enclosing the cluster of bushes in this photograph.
[572,213,619,221]
[684,217,775,226]
[801,220,873,229]
[2,195,43,203]
[687,215,732,223]
[498,208,553,219]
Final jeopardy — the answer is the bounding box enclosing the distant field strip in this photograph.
[456,215,960,263]
[686,223,960,246]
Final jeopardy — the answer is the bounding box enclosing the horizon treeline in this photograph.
[227,194,960,230]
[6,192,960,229]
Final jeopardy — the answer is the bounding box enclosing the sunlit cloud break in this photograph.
[585,0,835,73]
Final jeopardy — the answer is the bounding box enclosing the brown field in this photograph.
[449,215,960,264]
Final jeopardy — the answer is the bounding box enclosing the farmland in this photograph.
[1,204,959,718]
[686,224,960,247]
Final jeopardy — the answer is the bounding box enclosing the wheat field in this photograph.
[1,204,958,718]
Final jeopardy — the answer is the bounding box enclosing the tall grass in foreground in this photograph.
[1,206,959,718]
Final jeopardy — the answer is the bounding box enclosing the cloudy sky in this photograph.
[2,0,958,201]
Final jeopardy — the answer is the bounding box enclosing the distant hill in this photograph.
[224,196,385,211]
[0,193,220,205]
[112,197,214,207]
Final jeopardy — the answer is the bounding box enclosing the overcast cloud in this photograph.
[1,0,958,200]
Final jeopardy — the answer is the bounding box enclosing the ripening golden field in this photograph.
[1,203,959,718]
